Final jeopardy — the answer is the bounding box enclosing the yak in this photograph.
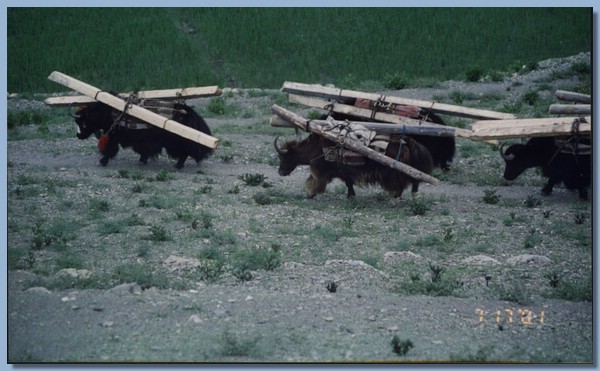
[274,132,434,199]
[320,110,455,171]
[500,136,591,200]
[71,100,213,168]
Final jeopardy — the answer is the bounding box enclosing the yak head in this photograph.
[499,143,527,180]
[500,138,556,181]
[273,134,324,176]
[69,102,112,140]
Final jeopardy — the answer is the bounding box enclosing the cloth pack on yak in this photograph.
[96,99,187,153]
[320,117,395,166]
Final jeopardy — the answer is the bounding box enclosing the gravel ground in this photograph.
[6,52,593,364]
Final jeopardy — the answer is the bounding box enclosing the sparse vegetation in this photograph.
[6,8,592,360]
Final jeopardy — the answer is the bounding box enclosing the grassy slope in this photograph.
[7,7,591,93]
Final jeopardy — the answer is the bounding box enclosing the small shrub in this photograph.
[195,253,226,283]
[545,276,592,302]
[524,61,539,72]
[136,244,150,258]
[482,189,500,204]
[207,97,226,115]
[89,198,110,212]
[117,169,129,178]
[131,171,144,180]
[232,245,281,273]
[231,260,253,282]
[391,335,414,356]
[521,90,539,106]
[113,263,169,289]
[489,70,504,82]
[98,220,125,236]
[227,185,240,194]
[253,193,272,206]
[428,262,445,283]
[443,227,453,242]
[148,225,172,242]
[55,252,85,270]
[384,72,409,89]
[573,212,586,225]
[131,183,144,193]
[219,330,259,357]
[238,173,267,186]
[127,213,145,226]
[465,66,483,82]
[196,211,213,229]
[408,197,430,216]
[219,154,234,163]
[199,185,212,194]
[155,169,173,182]
[449,90,465,105]
[524,195,541,208]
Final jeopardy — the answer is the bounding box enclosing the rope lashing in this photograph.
[395,125,406,161]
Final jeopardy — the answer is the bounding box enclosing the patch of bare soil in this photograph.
[6,53,592,363]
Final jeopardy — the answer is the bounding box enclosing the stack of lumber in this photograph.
[469,90,591,141]
[45,71,221,149]
[274,82,591,142]
[273,82,515,140]
[44,85,222,106]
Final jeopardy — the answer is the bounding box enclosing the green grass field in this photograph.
[7,7,591,93]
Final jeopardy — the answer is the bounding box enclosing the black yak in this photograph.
[71,100,213,168]
[274,132,434,199]
[500,136,591,200]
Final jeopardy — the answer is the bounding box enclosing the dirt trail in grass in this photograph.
[7,53,593,363]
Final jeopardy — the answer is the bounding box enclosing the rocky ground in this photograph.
[5,52,593,364]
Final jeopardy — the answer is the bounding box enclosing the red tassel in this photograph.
[98,135,109,154]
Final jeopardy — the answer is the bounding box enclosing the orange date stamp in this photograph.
[476,307,545,325]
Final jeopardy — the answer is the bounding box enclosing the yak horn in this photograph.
[274,136,288,155]
[499,143,515,161]
[68,102,81,119]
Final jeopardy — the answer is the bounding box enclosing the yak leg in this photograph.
[578,187,588,200]
[541,178,558,196]
[138,154,149,165]
[341,177,356,198]
[174,157,187,169]
[411,180,420,194]
[99,140,119,166]
[305,175,328,198]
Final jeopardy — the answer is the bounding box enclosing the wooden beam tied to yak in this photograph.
[47,71,220,149]
[44,85,222,106]
[281,81,516,121]
[271,104,439,185]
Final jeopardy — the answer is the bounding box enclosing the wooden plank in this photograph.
[271,114,455,137]
[471,116,591,131]
[548,104,591,115]
[271,104,439,185]
[470,121,591,140]
[354,98,421,118]
[282,81,516,120]
[270,114,295,128]
[44,86,222,106]
[48,71,219,149]
[288,94,473,138]
[555,90,591,104]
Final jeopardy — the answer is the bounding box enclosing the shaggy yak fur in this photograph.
[73,101,213,169]
[275,133,434,199]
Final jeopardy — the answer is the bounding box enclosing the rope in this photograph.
[108,93,136,134]
[395,125,406,161]
[546,118,587,167]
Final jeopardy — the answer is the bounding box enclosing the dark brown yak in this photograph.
[274,133,434,199]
